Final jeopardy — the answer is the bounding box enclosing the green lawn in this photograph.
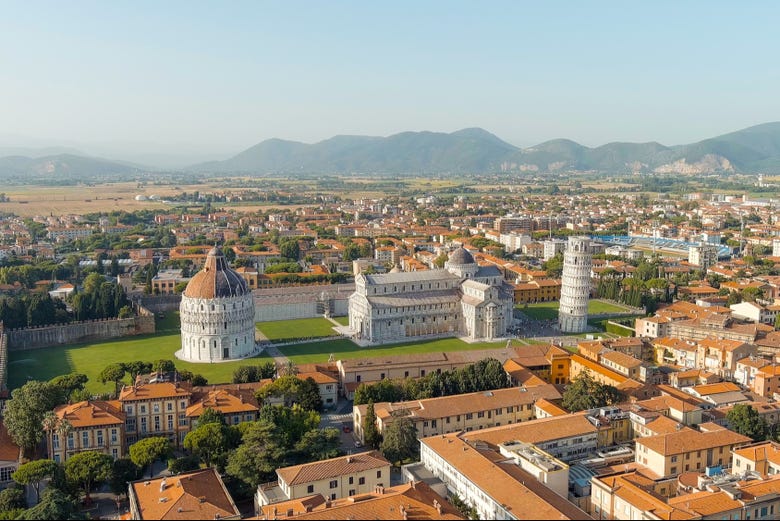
[8,333,271,395]
[256,318,339,341]
[278,336,512,365]
[332,316,350,326]
[519,300,631,320]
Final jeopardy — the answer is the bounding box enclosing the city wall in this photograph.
[6,306,156,351]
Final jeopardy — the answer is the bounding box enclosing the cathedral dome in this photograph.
[448,247,475,265]
[183,247,249,299]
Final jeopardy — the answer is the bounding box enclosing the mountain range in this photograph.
[4,122,780,177]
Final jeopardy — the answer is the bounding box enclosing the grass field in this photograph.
[278,336,510,365]
[256,318,339,341]
[519,300,631,320]
[332,316,350,326]
[7,312,271,394]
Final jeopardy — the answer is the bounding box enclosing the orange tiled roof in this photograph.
[54,400,125,428]
[277,451,390,487]
[130,468,240,520]
[119,382,192,402]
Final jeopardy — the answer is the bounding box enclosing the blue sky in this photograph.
[1,1,779,155]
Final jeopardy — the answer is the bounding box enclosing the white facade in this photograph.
[348,248,513,344]
[179,294,256,362]
[688,243,718,269]
[773,239,780,257]
[558,236,592,333]
[543,239,567,261]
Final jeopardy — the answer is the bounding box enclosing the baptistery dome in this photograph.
[183,247,249,299]
[177,247,257,363]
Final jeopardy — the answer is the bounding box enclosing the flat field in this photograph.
[520,300,632,320]
[256,318,339,341]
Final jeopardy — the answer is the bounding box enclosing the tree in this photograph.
[380,413,418,467]
[151,359,176,373]
[4,381,61,457]
[226,421,286,489]
[197,408,225,426]
[294,428,341,461]
[742,287,765,303]
[726,291,743,306]
[123,361,152,382]
[168,455,201,475]
[17,487,86,520]
[433,254,448,269]
[256,375,321,411]
[727,404,768,441]
[259,404,320,448]
[109,458,142,498]
[130,437,172,478]
[64,451,113,505]
[12,459,58,503]
[561,370,624,412]
[542,253,564,278]
[48,373,88,404]
[279,239,300,261]
[184,422,238,469]
[191,374,208,386]
[363,402,381,449]
[0,486,26,512]
[98,363,126,396]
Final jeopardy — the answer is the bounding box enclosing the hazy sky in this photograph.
[2,1,780,155]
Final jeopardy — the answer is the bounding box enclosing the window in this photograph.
[349,489,355,496]
[82,431,90,448]
[154,416,160,431]
[97,431,104,446]
[167,403,173,412]
[153,404,160,413]
[52,434,60,450]
[329,480,338,489]
[358,477,365,485]
[140,417,147,433]
[307,485,314,493]
[179,413,187,427]
[140,405,147,414]
[349,477,354,485]
[168,416,174,431]
[111,429,118,444]
[376,471,382,478]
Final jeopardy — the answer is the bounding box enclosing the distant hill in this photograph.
[191,122,780,175]
[0,154,142,178]
[5,122,780,177]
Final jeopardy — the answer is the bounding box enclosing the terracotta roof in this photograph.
[182,246,250,299]
[119,382,192,402]
[130,468,240,520]
[0,422,20,462]
[297,371,338,385]
[637,426,751,457]
[277,451,390,487]
[534,398,568,417]
[185,389,259,418]
[689,382,742,396]
[54,400,125,428]
[421,435,590,520]
[601,350,643,369]
[461,412,597,446]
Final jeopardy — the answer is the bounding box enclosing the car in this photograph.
[342,424,352,433]
[354,440,362,448]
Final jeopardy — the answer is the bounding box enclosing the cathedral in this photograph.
[177,247,256,362]
[348,247,514,344]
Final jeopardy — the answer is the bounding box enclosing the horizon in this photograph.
[2,1,780,165]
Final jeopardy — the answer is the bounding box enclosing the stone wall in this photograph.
[135,294,182,313]
[7,306,156,351]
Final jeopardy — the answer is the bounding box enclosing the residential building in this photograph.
[634,423,751,478]
[0,423,20,488]
[353,384,562,442]
[118,382,193,446]
[754,364,780,397]
[256,451,391,507]
[128,468,241,520]
[255,481,463,520]
[48,400,125,463]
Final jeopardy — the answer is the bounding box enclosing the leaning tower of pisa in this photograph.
[558,236,592,333]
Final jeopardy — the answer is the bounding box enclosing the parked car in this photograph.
[342,423,352,433]
[354,440,362,448]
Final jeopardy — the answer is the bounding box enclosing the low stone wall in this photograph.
[135,294,182,313]
[7,308,156,351]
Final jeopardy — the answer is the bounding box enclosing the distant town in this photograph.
[1,172,780,519]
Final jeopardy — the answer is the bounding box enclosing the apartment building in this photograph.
[732,440,780,476]
[634,423,751,478]
[255,481,462,520]
[256,451,391,508]
[418,433,590,520]
[48,400,125,463]
[754,365,780,397]
[128,468,241,520]
[353,384,562,442]
[118,382,193,446]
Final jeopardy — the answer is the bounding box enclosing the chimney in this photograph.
[325,499,332,508]
[434,499,442,514]
[160,478,167,492]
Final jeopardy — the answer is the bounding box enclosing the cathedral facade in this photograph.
[348,247,514,344]
[177,247,256,362]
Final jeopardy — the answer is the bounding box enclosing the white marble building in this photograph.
[348,247,513,344]
[177,247,256,362]
[558,236,592,333]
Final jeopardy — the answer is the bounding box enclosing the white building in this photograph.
[348,247,514,344]
[773,239,780,257]
[542,239,567,261]
[558,236,592,333]
[688,243,718,270]
[177,247,257,362]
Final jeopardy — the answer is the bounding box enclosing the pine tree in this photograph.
[363,402,381,449]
